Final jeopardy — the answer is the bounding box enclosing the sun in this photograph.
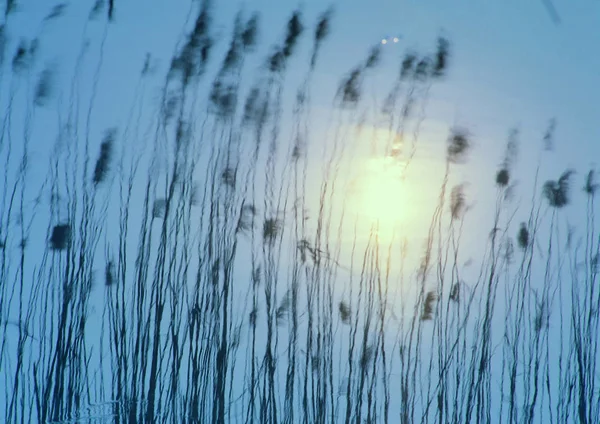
[348,156,410,239]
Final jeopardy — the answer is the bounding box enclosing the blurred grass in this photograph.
[0,1,598,423]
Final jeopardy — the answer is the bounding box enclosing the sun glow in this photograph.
[348,156,411,238]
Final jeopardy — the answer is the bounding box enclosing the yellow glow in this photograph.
[348,156,409,239]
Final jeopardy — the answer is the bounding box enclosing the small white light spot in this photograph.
[393,37,399,43]
[381,39,387,44]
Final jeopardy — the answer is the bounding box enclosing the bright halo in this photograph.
[348,156,409,239]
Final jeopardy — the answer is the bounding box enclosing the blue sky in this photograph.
[1,0,597,346]
[10,0,598,183]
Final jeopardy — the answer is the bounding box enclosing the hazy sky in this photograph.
[3,0,598,325]
[2,0,598,339]
[12,0,599,152]
[8,0,598,198]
